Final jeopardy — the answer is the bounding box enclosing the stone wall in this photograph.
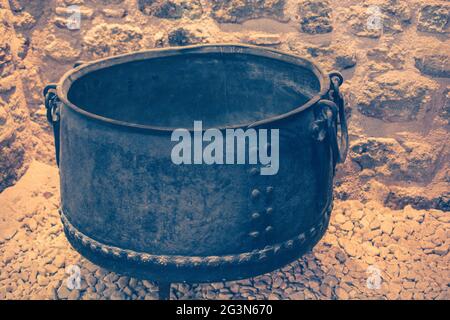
[0,0,31,191]
[0,0,449,210]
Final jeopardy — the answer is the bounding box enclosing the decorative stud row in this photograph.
[59,201,333,269]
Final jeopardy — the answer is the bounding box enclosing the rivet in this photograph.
[298,233,306,243]
[266,186,274,194]
[285,240,294,249]
[249,168,259,176]
[251,212,261,220]
[249,231,260,238]
[251,189,261,199]
[266,207,273,215]
[265,226,273,233]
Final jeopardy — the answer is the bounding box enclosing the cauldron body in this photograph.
[44,44,347,285]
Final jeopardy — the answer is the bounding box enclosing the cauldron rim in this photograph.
[57,43,330,133]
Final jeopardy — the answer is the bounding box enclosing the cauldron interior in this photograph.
[67,53,321,128]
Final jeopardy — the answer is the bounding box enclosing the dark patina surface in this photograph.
[44,44,348,298]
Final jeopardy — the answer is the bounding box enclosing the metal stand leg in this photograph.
[159,282,171,300]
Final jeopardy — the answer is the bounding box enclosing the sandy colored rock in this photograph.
[0,0,449,301]
[415,44,450,78]
[102,8,127,18]
[298,0,332,34]
[0,5,30,192]
[345,0,411,38]
[350,136,439,183]
[417,3,450,34]
[380,220,393,235]
[355,71,438,122]
[44,38,81,63]
[341,221,354,231]
[211,0,286,23]
[138,0,203,19]
[241,33,281,46]
[56,283,71,299]
[54,6,94,19]
[167,27,205,46]
[366,42,406,71]
[386,185,450,212]
[83,23,143,59]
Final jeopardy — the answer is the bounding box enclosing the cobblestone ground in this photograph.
[0,162,448,300]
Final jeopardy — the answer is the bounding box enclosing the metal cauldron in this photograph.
[44,44,348,299]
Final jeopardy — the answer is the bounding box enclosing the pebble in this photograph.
[56,284,71,300]
[381,220,394,235]
[341,221,354,231]
[86,274,97,287]
[53,255,65,268]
